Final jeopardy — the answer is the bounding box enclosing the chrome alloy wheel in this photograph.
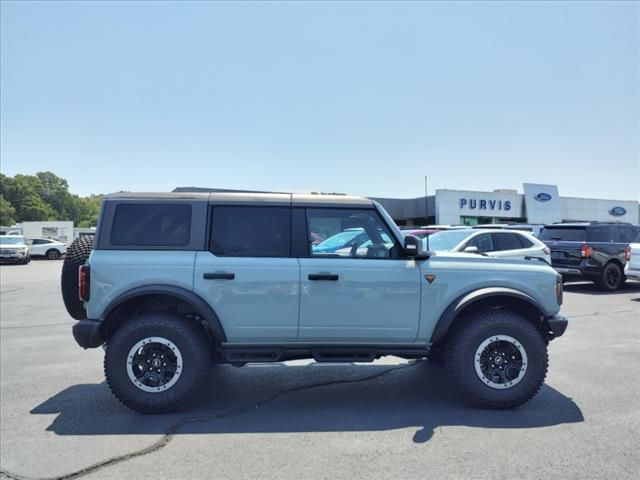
[126,337,183,393]
[474,335,528,390]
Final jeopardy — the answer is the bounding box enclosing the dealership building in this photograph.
[175,183,639,226]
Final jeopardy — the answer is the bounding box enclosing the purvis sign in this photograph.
[459,198,512,211]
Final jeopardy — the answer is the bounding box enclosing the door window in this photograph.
[466,233,494,253]
[493,232,524,251]
[307,209,397,259]
[210,206,291,257]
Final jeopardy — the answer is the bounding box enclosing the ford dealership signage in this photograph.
[609,206,627,217]
[459,198,511,211]
[534,192,552,202]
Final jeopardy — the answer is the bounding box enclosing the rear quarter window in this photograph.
[111,203,192,246]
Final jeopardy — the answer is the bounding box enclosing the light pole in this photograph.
[424,176,428,225]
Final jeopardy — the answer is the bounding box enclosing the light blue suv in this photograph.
[61,192,567,413]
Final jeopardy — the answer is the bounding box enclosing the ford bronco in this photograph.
[61,192,567,413]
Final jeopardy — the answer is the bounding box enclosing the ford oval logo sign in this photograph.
[609,206,627,217]
[534,192,552,202]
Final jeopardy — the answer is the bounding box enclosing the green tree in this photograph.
[1,172,103,226]
[0,194,17,225]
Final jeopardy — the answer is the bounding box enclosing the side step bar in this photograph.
[223,346,429,364]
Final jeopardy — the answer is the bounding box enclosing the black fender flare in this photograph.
[430,287,545,343]
[100,285,227,342]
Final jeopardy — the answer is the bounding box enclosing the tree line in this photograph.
[0,172,102,227]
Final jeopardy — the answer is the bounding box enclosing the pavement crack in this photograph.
[0,361,418,480]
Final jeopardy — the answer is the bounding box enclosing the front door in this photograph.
[298,207,421,343]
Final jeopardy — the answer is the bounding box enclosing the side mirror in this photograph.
[404,235,428,259]
[463,246,479,253]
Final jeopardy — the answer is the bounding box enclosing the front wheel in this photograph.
[445,310,548,409]
[104,312,211,413]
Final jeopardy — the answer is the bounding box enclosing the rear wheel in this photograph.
[46,249,61,260]
[597,263,623,291]
[104,312,211,413]
[445,310,548,409]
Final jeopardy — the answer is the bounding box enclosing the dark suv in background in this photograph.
[540,222,640,291]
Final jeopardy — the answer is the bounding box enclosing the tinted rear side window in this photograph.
[617,226,636,243]
[210,206,291,257]
[493,233,523,251]
[587,226,610,242]
[539,228,586,242]
[111,204,191,246]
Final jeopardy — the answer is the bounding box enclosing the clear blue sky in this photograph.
[1,0,638,200]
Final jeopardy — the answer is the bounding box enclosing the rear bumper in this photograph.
[554,267,583,276]
[545,314,568,339]
[72,319,104,348]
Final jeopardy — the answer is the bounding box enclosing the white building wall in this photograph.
[561,197,638,223]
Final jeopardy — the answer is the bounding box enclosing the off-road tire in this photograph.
[445,310,548,409]
[104,312,211,413]
[596,262,623,291]
[426,343,445,366]
[61,235,94,320]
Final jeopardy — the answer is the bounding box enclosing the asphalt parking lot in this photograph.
[1,261,639,480]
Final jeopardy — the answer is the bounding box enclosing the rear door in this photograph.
[298,207,421,343]
[193,205,300,343]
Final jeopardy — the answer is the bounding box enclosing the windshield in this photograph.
[314,229,364,250]
[426,230,473,251]
[0,236,25,245]
[539,228,586,242]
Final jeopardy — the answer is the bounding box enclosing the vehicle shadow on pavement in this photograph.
[31,360,584,444]
[563,281,640,296]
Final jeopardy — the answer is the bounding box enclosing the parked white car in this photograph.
[426,229,551,263]
[26,238,67,260]
[624,232,640,281]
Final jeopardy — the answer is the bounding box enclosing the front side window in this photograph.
[307,209,396,259]
[466,233,494,252]
[111,203,192,246]
[210,206,290,257]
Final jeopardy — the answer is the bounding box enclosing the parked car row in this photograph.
[0,235,67,264]
[399,221,639,291]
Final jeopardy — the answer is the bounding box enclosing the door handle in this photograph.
[203,272,235,280]
[308,273,339,281]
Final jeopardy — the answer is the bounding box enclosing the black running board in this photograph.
[222,345,429,364]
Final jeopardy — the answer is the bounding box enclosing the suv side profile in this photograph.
[62,192,567,413]
[540,222,640,291]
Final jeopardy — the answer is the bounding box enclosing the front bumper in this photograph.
[545,314,568,339]
[72,319,104,348]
